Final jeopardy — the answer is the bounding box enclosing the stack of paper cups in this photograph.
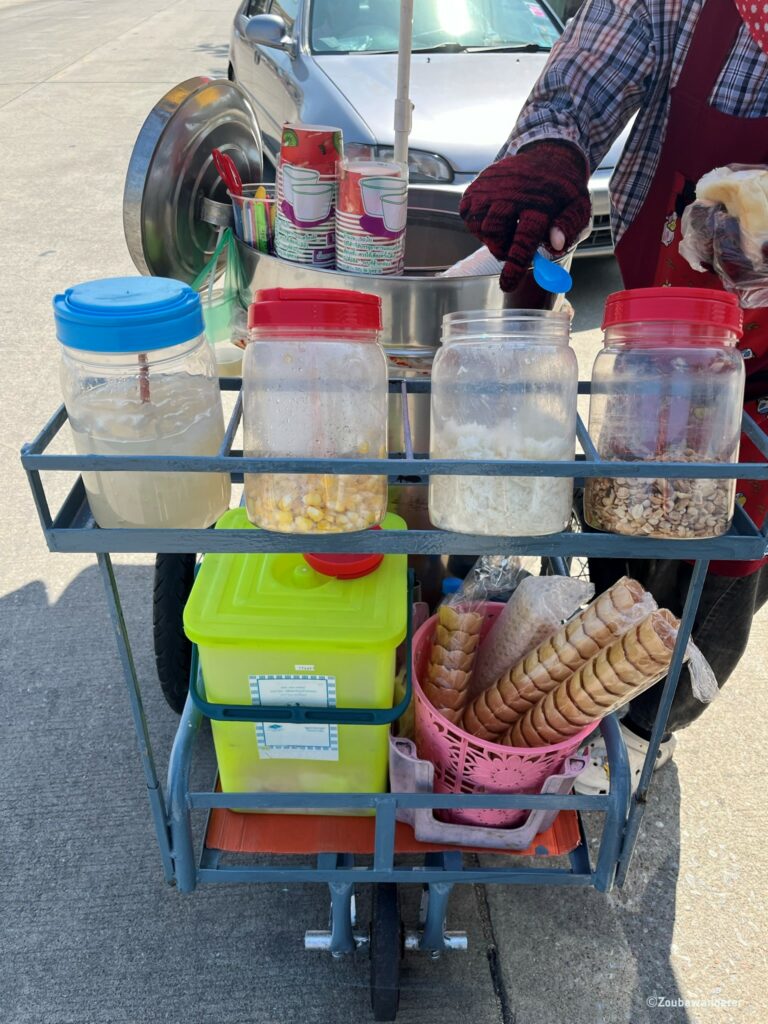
[275,123,343,267]
[337,160,408,275]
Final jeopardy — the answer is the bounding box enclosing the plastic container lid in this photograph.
[248,287,382,333]
[54,277,205,353]
[602,287,743,339]
[304,526,384,579]
[441,577,462,596]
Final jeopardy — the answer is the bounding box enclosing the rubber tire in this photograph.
[370,884,402,1021]
[153,552,196,713]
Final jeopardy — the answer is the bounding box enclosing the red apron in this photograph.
[615,0,768,575]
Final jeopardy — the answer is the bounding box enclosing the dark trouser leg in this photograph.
[588,559,768,735]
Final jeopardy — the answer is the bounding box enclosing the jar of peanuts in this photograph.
[242,287,389,533]
[584,288,745,540]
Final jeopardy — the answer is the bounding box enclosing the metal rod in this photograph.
[401,380,414,461]
[196,866,594,886]
[43,525,768,562]
[187,790,609,811]
[219,390,243,457]
[96,553,174,881]
[576,413,600,462]
[374,799,396,873]
[19,403,68,458]
[167,687,205,892]
[615,558,710,886]
[593,714,631,892]
[23,451,768,479]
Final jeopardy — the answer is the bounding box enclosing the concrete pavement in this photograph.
[0,2,766,1022]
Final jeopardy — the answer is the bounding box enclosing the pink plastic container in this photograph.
[413,603,595,827]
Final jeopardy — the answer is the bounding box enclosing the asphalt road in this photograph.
[0,2,766,1023]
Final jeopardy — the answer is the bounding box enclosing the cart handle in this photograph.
[188,571,415,725]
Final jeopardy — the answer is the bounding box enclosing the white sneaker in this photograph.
[573,723,677,796]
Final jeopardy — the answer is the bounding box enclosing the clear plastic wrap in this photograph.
[422,557,523,723]
[462,577,658,741]
[680,164,768,308]
[471,575,594,694]
[504,609,718,746]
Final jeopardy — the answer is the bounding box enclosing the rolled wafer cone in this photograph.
[422,603,484,721]
[462,578,655,738]
[505,610,681,747]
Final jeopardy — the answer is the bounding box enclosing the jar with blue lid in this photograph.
[55,277,231,529]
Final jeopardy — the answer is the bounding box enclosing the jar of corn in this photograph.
[242,287,389,533]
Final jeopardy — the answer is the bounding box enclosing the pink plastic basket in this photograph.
[413,602,594,828]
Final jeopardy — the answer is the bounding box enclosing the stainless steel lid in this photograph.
[123,77,263,282]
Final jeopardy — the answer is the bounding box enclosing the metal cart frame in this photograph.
[21,376,768,1006]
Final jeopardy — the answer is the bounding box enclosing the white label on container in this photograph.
[249,675,338,761]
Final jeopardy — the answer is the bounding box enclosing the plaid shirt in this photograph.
[505,0,768,241]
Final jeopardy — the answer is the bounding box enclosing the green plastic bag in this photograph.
[191,228,244,345]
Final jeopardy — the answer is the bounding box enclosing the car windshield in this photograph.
[310,0,561,54]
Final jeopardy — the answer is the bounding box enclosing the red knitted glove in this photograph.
[459,141,591,292]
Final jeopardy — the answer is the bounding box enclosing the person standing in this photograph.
[459,0,768,792]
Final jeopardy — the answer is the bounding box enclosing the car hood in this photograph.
[313,52,550,174]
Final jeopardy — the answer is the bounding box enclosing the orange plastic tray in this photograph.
[205,807,581,859]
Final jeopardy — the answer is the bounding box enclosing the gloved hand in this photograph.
[459,141,592,292]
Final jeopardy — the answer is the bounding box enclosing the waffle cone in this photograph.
[505,610,680,747]
[462,578,654,739]
[422,604,484,721]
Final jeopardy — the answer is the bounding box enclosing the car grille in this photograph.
[581,213,613,253]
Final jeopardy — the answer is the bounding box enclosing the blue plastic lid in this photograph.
[53,277,205,353]
[441,577,462,596]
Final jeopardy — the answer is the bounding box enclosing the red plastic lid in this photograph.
[602,287,743,340]
[304,527,384,579]
[248,287,382,333]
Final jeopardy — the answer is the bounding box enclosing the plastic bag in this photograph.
[462,577,658,741]
[504,609,718,747]
[471,575,595,694]
[422,556,523,723]
[191,227,246,345]
[679,164,768,308]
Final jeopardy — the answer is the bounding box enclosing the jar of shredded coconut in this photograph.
[429,310,577,536]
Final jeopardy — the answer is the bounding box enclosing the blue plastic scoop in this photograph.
[533,250,573,294]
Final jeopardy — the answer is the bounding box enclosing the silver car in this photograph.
[229,0,621,254]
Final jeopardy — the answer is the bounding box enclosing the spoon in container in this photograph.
[212,148,243,197]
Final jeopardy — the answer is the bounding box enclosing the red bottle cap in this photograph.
[248,287,382,333]
[304,527,384,579]
[602,287,743,339]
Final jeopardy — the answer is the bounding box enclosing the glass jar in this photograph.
[56,277,231,529]
[242,287,389,533]
[429,309,578,535]
[584,288,745,539]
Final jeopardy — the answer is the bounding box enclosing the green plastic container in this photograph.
[183,509,407,810]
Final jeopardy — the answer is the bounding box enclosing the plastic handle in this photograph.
[533,250,573,294]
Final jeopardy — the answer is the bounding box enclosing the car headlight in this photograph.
[345,143,454,183]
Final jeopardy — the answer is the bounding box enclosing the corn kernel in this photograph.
[294,516,313,531]
[306,505,324,522]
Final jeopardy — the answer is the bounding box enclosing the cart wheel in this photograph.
[370,884,402,1021]
[153,553,196,713]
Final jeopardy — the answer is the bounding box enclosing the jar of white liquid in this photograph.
[55,277,231,528]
